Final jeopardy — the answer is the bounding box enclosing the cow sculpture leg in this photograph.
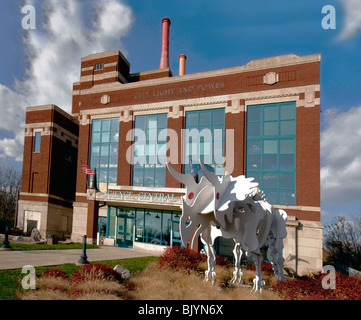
[200,233,217,284]
[251,253,265,292]
[204,242,217,284]
[230,242,243,284]
[268,233,286,281]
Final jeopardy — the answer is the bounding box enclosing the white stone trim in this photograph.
[25,122,78,145]
[20,192,74,204]
[273,205,321,212]
[76,83,320,125]
[80,50,130,67]
[26,104,76,123]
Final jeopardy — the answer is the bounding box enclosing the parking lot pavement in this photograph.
[0,246,161,270]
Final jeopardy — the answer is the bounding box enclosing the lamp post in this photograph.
[77,234,89,265]
[1,225,12,250]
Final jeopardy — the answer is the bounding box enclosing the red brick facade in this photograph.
[71,51,321,227]
[17,50,321,243]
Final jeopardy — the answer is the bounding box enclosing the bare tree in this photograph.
[0,165,22,225]
[324,215,361,270]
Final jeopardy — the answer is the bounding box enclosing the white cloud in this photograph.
[321,105,361,203]
[338,0,361,41]
[0,0,134,163]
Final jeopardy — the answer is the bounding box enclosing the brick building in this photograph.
[17,18,322,274]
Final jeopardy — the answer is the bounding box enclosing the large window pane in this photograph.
[133,167,144,186]
[264,122,278,136]
[133,114,167,187]
[247,155,261,170]
[184,109,225,177]
[263,154,277,170]
[108,207,116,238]
[93,120,101,132]
[248,122,261,137]
[263,173,277,188]
[246,102,296,205]
[280,139,295,154]
[213,109,226,124]
[145,210,162,244]
[248,107,261,121]
[279,189,296,205]
[102,119,110,132]
[279,154,295,170]
[264,106,278,121]
[90,118,119,192]
[199,111,211,126]
[34,132,41,153]
[247,140,262,154]
[280,103,296,120]
[92,132,101,144]
[162,212,172,246]
[279,172,294,189]
[264,140,278,154]
[263,188,278,204]
[280,120,296,136]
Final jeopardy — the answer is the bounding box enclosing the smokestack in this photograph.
[179,54,187,76]
[160,17,171,69]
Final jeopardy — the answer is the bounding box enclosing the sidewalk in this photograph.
[0,246,161,270]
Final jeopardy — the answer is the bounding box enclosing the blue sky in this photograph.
[0,0,360,226]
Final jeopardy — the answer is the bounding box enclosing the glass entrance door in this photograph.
[116,216,134,248]
[172,220,182,246]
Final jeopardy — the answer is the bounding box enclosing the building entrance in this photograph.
[116,215,134,248]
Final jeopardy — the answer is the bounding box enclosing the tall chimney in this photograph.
[159,17,171,69]
[179,54,187,76]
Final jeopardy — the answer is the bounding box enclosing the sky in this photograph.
[0,0,360,226]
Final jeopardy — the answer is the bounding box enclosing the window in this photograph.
[107,206,181,247]
[246,102,296,205]
[33,131,41,153]
[132,114,168,187]
[90,118,119,192]
[98,217,107,237]
[184,108,225,177]
[94,63,104,71]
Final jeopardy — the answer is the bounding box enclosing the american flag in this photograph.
[81,163,95,176]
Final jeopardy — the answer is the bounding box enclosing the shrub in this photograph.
[245,261,274,274]
[158,246,206,270]
[68,288,84,297]
[42,269,69,280]
[158,246,234,271]
[215,255,233,267]
[272,271,361,300]
[71,264,123,283]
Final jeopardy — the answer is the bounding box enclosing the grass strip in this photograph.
[0,256,158,300]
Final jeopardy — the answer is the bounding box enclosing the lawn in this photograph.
[0,256,158,300]
[3,246,361,300]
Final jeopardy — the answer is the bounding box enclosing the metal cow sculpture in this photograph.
[167,162,287,291]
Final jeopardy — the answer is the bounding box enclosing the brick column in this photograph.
[117,116,134,186]
[86,199,99,243]
[166,109,184,188]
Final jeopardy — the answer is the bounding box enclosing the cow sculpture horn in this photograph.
[200,160,219,186]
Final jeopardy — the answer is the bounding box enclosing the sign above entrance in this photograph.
[89,186,186,208]
[105,190,179,204]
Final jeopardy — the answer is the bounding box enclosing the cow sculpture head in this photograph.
[167,162,214,248]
